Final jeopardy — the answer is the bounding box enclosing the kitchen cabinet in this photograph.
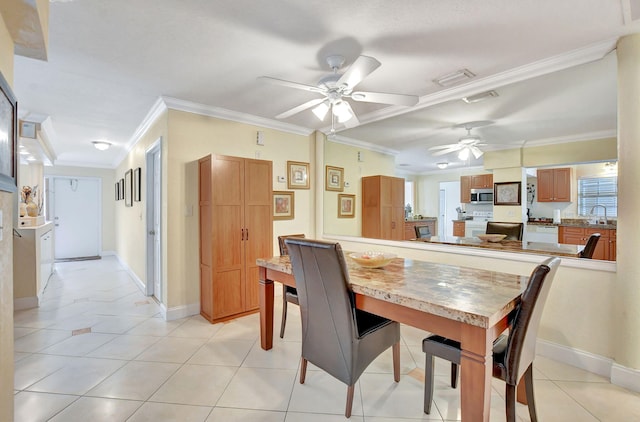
[362,175,405,241]
[537,168,571,202]
[199,154,273,323]
[13,222,55,310]
[471,174,493,189]
[405,219,437,240]
[460,176,471,203]
[558,226,616,261]
[460,174,492,203]
[453,221,465,237]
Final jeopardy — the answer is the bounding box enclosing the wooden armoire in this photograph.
[198,154,273,323]
[361,175,405,240]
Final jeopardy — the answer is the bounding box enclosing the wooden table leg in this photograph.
[259,266,274,350]
[460,326,492,422]
[517,377,528,404]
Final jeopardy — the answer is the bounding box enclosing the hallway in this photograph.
[13,257,640,421]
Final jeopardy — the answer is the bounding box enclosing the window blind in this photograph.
[578,176,617,217]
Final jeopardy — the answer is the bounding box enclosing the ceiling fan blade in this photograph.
[337,55,381,89]
[470,146,484,159]
[258,76,325,94]
[428,144,461,151]
[350,91,418,106]
[340,102,360,128]
[276,98,326,119]
[432,147,461,156]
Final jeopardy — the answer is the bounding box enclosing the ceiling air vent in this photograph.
[462,90,499,104]
[433,69,475,87]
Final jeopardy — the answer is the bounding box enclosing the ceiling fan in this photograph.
[428,121,493,160]
[258,55,419,132]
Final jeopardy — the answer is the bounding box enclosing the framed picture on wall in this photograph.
[273,191,294,220]
[125,169,133,207]
[133,167,142,202]
[119,178,124,200]
[115,182,120,201]
[287,161,310,189]
[325,165,344,192]
[494,182,521,206]
[0,70,17,193]
[338,194,356,218]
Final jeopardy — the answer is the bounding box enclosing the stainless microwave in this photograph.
[470,189,493,204]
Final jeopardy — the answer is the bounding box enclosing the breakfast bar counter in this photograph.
[414,237,584,257]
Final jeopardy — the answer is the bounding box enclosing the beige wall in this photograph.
[44,165,117,253]
[492,167,527,222]
[323,140,396,236]
[0,12,15,422]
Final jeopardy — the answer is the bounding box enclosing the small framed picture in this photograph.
[494,182,522,205]
[133,167,142,202]
[119,178,125,200]
[325,165,344,192]
[273,191,295,220]
[125,169,133,207]
[338,194,356,218]
[287,161,310,189]
[115,182,120,201]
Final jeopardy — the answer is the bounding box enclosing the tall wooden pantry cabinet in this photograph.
[199,154,273,323]
[361,175,405,240]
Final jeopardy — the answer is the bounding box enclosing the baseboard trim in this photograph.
[114,254,146,294]
[165,303,200,321]
[611,363,640,393]
[14,296,38,311]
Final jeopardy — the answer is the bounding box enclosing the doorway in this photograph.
[145,139,162,302]
[439,181,461,240]
[51,177,101,260]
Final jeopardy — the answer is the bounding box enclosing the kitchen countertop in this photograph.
[528,219,617,230]
[414,236,584,258]
[405,217,437,222]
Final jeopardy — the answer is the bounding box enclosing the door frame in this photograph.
[145,137,162,299]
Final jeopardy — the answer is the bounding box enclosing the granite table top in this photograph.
[257,254,529,329]
[415,237,584,257]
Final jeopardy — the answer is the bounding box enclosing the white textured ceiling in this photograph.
[12,0,640,171]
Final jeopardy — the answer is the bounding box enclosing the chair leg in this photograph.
[279,290,287,338]
[524,365,538,422]
[345,384,355,418]
[392,341,400,382]
[505,383,517,422]
[451,363,458,388]
[300,357,307,384]
[424,353,435,414]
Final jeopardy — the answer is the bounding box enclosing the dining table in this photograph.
[257,252,532,422]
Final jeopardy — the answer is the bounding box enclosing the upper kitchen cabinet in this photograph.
[460,176,471,203]
[362,175,405,241]
[470,174,493,189]
[537,168,572,202]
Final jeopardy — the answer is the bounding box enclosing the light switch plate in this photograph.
[277,176,286,183]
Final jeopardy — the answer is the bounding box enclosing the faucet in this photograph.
[589,204,608,225]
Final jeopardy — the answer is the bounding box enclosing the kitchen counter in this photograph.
[414,236,584,258]
[528,219,617,230]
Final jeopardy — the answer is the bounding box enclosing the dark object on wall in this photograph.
[134,167,141,202]
[125,169,133,207]
[0,70,17,193]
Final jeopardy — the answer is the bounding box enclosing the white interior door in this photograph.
[52,177,101,259]
[146,141,162,301]
[439,181,461,240]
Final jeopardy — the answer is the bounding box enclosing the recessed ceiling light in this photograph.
[92,141,111,151]
[462,90,499,103]
[433,69,475,87]
[437,162,449,169]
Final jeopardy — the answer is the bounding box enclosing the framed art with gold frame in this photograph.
[287,161,310,189]
[338,194,356,218]
[273,191,295,220]
[325,165,344,192]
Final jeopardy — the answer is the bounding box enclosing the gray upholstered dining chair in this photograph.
[414,225,432,239]
[285,238,401,418]
[486,221,524,240]
[277,234,305,338]
[422,256,560,422]
[579,233,600,259]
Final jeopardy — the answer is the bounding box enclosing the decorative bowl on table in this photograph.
[476,234,507,243]
[349,252,397,268]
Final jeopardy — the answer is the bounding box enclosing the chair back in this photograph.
[285,238,358,383]
[486,222,524,240]
[278,234,306,255]
[579,233,601,259]
[505,257,560,384]
[414,225,432,238]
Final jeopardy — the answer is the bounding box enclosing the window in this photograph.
[578,176,617,217]
[404,180,414,214]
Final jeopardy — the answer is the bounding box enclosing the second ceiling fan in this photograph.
[259,55,419,132]
[429,121,493,160]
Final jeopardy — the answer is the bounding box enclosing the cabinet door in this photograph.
[244,159,273,310]
[553,168,572,202]
[391,177,405,240]
[537,169,554,202]
[361,176,381,239]
[453,221,465,237]
[460,176,471,203]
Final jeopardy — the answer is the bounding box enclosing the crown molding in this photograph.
[522,130,617,147]
[53,159,116,169]
[345,38,618,129]
[327,134,399,156]
[162,96,314,136]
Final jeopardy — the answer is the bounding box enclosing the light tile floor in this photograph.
[13,256,640,421]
